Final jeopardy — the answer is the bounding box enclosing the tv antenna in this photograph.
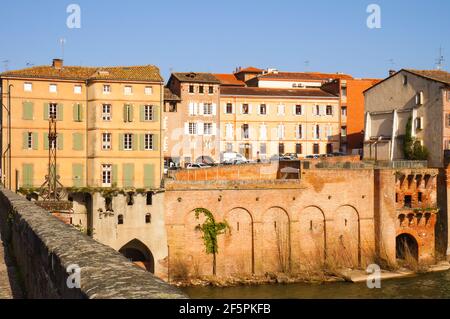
[436,47,445,70]
[2,59,10,72]
[304,60,310,71]
[59,38,66,60]
[388,58,395,69]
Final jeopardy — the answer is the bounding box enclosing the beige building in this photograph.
[363,69,450,168]
[0,59,164,191]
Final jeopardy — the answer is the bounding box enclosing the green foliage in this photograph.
[403,117,429,161]
[194,208,229,256]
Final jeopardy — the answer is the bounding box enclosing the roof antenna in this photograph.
[436,47,445,70]
[388,58,395,69]
[2,59,9,72]
[59,38,66,60]
[304,60,310,72]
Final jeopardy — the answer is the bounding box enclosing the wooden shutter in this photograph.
[143,164,155,188]
[22,164,34,188]
[152,105,159,122]
[152,134,159,151]
[22,132,28,149]
[44,103,49,120]
[132,134,137,151]
[73,133,84,151]
[32,132,38,150]
[73,103,82,122]
[23,102,33,120]
[57,104,64,121]
[123,105,128,122]
[44,133,49,150]
[140,134,145,151]
[119,133,124,151]
[140,105,145,121]
[72,163,84,187]
[123,163,134,188]
[57,133,64,150]
[112,165,118,186]
[128,105,134,122]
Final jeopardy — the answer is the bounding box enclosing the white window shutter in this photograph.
[295,125,299,139]
[240,104,243,114]
[292,105,296,115]
[232,104,235,114]
[197,121,203,135]
[212,103,217,116]
[223,103,227,114]
[189,102,194,116]
[249,104,253,114]
[199,103,204,115]
[266,104,270,115]
[184,122,189,134]
[257,104,260,115]
[212,123,217,136]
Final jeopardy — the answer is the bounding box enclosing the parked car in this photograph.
[305,155,319,159]
[186,163,211,169]
[281,153,298,160]
[221,152,248,165]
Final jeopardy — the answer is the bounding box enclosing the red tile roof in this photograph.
[213,74,246,86]
[405,69,450,85]
[234,66,263,74]
[258,71,353,81]
[221,87,338,98]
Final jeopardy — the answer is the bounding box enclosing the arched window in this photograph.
[145,213,151,224]
[118,214,124,225]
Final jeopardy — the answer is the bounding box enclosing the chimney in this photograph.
[52,58,63,70]
[388,69,396,76]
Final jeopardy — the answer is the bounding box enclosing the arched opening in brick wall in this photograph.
[298,206,326,267]
[396,233,419,261]
[119,239,155,273]
[333,206,361,268]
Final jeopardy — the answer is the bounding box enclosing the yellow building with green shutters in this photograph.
[0,59,164,191]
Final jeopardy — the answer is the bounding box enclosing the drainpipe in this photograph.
[85,80,89,187]
[160,80,164,188]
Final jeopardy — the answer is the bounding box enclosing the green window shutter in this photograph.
[22,132,28,149]
[44,103,49,120]
[128,105,134,122]
[143,164,155,188]
[44,133,49,150]
[22,164,33,188]
[32,132,38,150]
[123,163,134,188]
[140,134,145,151]
[57,104,64,121]
[23,102,34,120]
[152,134,159,151]
[72,163,84,187]
[73,133,84,151]
[152,105,159,122]
[140,105,145,121]
[79,103,84,121]
[58,133,64,150]
[112,164,118,186]
[119,133,124,151]
[73,103,83,122]
[123,105,128,122]
[132,134,137,151]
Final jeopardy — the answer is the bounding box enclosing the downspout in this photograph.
[85,79,89,187]
[390,110,398,161]
[160,79,164,188]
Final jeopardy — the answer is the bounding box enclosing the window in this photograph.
[126,192,134,206]
[259,104,267,115]
[145,213,152,224]
[242,124,249,139]
[102,164,112,187]
[199,85,204,94]
[118,215,124,225]
[168,102,177,112]
[188,122,197,135]
[203,103,213,115]
[124,85,133,95]
[313,143,320,155]
[404,195,412,208]
[403,75,408,86]
[447,114,450,127]
[146,192,153,205]
[416,91,424,105]
[102,133,112,150]
[341,86,347,97]
[277,104,285,115]
[27,132,33,149]
[315,105,320,116]
[203,123,213,135]
[24,83,32,92]
[260,143,267,154]
[144,105,154,121]
[209,86,214,94]
[49,84,57,93]
[278,143,285,155]
[226,103,233,114]
[124,134,133,150]
[297,125,303,139]
[145,86,153,95]
[296,143,302,154]
[341,106,347,117]
[144,134,154,150]
[226,143,233,152]
[418,192,423,203]
[326,105,333,116]
[74,85,82,94]
[278,124,285,139]
[242,104,249,114]
[295,105,302,115]
[315,125,320,139]
[189,85,194,93]
[49,103,57,119]
[103,85,111,94]
[341,126,347,137]
[102,104,111,121]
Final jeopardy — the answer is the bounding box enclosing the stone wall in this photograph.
[0,188,186,299]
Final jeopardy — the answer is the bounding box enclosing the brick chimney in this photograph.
[389,69,396,76]
[52,58,63,70]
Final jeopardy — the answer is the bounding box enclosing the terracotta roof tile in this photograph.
[171,72,220,84]
[213,74,246,86]
[234,66,263,74]
[221,87,338,98]
[258,72,353,81]
[164,87,181,101]
[405,69,450,85]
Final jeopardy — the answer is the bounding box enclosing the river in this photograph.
[182,271,450,299]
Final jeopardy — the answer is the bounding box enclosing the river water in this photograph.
[182,271,450,299]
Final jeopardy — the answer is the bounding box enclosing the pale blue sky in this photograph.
[0,0,448,80]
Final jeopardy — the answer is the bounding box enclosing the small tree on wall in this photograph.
[194,208,229,276]
[403,117,429,161]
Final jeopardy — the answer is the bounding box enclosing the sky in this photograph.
[0,0,449,81]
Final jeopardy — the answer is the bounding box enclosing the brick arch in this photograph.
[297,206,326,266]
[332,205,361,267]
[119,239,154,273]
[261,207,291,273]
[218,208,254,276]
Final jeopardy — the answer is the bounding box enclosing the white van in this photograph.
[221,152,248,164]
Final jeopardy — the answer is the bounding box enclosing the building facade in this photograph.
[0,59,164,191]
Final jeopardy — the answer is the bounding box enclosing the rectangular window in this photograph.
[278,143,285,155]
[298,125,303,139]
[315,125,320,139]
[203,103,213,115]
[124,134,133,150]
[313,143,320,154]
[27,132,33,149]
[144,134,154,150]
[260,104,267,115]
[204,123,213,135]
[144,105,154,121]
[341,86,347,97]
[74,85,82,94]
[49,84,57,93]
[315,105,320,116]
[189,85,194,93]
[102,164,112,187]
[49,103,57,119]
[103,85,111,94]
[326,105,333,116]
[260,143,267,154]
[145,86,153,95]
[295,105,302,115]
[199,85,204,94]
[188,122,197,135]
[242,104,249,114]
[341,126,347,137]
[24,82,32,92]
[278,124,285,139]
[102,133,112,150]
[296,143,302,154]
[226,103,233,114]
[242,124,249,139]
[124,85,133,95]
[102,104,111,121]
[342,106,347,116]
[169,102,177,112]
[209,86,214,94]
